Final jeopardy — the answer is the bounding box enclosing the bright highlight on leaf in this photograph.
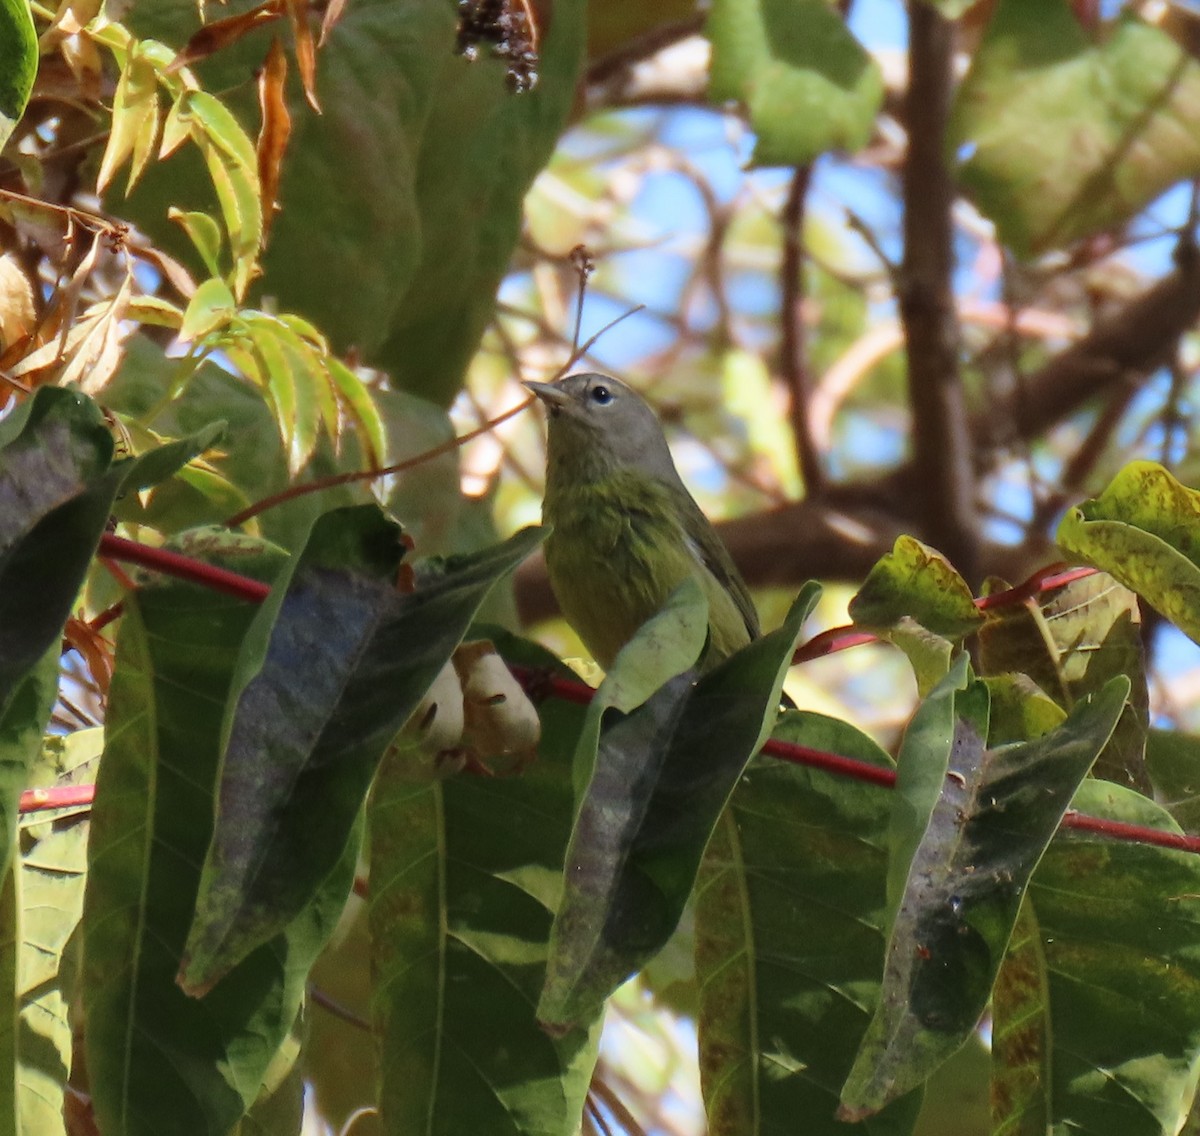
[707,0,883,164]
[951,0,1200,255]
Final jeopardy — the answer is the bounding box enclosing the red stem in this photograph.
[98,535,270,603]
[65,536,1194,860]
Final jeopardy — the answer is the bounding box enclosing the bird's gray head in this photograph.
[524,373,679,482]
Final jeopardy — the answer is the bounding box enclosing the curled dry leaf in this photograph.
[285,0,320,111]
[167,1,287,74]
[63,616,115,698]
[257,36,292,241]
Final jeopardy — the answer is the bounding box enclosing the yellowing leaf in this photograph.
[97,46,160,194]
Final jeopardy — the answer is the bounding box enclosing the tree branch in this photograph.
[900,2,978,582]
[977,241,1200,445]
[779,165,824,494]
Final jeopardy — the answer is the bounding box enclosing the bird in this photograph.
[524,372,759,671]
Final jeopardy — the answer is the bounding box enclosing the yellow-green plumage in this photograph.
[526,374,758,670]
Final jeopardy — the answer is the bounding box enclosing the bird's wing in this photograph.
[677,492,761,640]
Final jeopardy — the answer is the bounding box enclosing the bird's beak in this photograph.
[523,381,573,414]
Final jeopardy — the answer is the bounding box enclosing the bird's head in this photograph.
[524,373,675,479]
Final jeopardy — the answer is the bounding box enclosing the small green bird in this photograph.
[525,373,759,670]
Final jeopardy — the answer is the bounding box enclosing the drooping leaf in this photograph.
[1030,780,1200,1135]
[83,558,354,1136]
[696,711,922,1136]
[371,634,600,1136]
[979,569,1148,789]
[0,387,118,715]
[707,0,882,166]
[537,584,818,1030]
[951,0,1200,255]
[838,677,1128,1120]
[180,514,545,994]
[97,43,161,194]
[0,0,36,150]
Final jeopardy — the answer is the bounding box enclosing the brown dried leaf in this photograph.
[167,1,287,73]
[0,252,37,351]
[56,271,134,393]
[256,36,292,240]
[285,0,320,111]
[63,616,115,698]
[132,242,197,300]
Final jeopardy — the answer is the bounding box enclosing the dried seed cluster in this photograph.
[455,0,539,93]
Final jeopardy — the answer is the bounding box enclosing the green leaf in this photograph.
[181,277,236,341]
[1058,460,1200,644]
[570,576,710,799]
[107,336,376,551]
[838,677,1128,1120]
[981,673,1066,748]
[327,357,387,465]
[124,0,586,405]
[117,419,226,494]
[950,1,1200,255]
[83,563,354,1136]
[0,387,123,715]
[990,897,1051,1136]
[887,655,976,914]
[1146,728,1200,833]
[537,584,818,1030]
[243,314,324,476]
[850,536,985,640]
[1030,780,1200,1134]
[15,728,101,1135]
[0,651,59,1135]
[0,0,35,150]
[169,209,224,278]
[696,711,922,1136]
[370,635,600,1136]
[979,569,1148,789]
[706,0,883,165]
[180,515,545,994]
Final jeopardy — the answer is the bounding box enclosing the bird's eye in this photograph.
[590,385,613,405]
